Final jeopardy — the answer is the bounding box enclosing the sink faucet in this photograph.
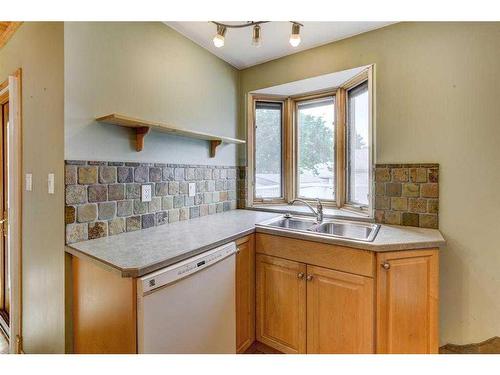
[289,198,324,223]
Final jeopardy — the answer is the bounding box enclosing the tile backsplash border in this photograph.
[65,160,239,244]
[66,160,440,243]
[374,163,439,228]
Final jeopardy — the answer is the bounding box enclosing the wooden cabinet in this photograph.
[255,234,439,354]
[376,249,439,354]
[255,255,374,354]
[235,235,255,353]
[307,265,374,354]
[256,254,307,354]
[72,256,137,354]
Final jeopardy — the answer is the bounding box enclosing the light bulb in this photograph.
[213,25,226,48]
[289,34,301,47]
[289,23,301,47]
[213,34,225,48]
[252,25,262,47]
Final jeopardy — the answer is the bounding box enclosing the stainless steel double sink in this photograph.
[257,215,380,242]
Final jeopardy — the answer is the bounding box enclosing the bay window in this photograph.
[248,67,373,214]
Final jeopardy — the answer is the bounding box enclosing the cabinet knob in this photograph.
[235,247,241,255]
[306,274,313,281]
[381,262,391,270]
[297,272,305,279]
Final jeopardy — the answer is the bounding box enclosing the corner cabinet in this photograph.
[255,233,439,354]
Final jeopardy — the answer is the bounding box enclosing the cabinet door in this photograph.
[235,235,255,353]
[306,265,374,353]
[376,249,439,354]
[256,254,306,354]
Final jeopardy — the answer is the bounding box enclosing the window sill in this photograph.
[250,204,373,222]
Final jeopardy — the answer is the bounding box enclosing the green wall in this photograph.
[64,22,240,166]
[0,22,65,353]
[240,22,500,345]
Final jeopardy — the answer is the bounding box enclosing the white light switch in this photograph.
[141,184,152,202]
[188,183,196,197]
[48,173,55,194]
[25,173,32,191]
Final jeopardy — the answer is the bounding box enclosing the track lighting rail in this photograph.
[211,21,303,28]
[210,21,304,48]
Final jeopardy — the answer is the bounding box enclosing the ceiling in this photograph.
[0,22,22,49]
[252,65,370,96]
[165,21,393,69]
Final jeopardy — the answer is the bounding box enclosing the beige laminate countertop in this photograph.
[66,209,445,278]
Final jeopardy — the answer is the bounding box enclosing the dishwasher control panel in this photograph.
[140,242,237,293]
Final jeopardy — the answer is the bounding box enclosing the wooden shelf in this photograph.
[96,113,246,157]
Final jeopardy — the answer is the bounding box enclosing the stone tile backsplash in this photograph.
[65,161,238,244]
[374,163,439,228]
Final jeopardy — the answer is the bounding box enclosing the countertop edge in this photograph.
[254,226,445,252]
[67,227,257,278]
[66,245,128,277]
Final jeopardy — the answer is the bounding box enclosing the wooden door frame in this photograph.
[0,69,22,354]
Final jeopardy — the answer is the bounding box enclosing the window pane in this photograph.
[297,97,335,200]
[255,101,283,199]
[347,82,370,206]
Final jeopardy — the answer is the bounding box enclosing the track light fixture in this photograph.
[252,25,262,47]
[289,22,301,47]
[211,21,303,48]
[213,24,227,48]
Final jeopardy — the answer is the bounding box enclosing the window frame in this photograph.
[249,95,289,204]
[345,80,371,209]
[342,69,373,213]
[293,92,337,204]
[247,66,374,215]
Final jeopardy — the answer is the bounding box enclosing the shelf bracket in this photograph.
[210,140,222,158]
[135,126,150,152]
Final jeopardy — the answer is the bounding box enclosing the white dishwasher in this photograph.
[137,242,237,354]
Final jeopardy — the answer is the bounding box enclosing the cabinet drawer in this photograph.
[256,233,374,277]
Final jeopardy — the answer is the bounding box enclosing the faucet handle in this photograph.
[316,198,324,222]
[316,198,323,209]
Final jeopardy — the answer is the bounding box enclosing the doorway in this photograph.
[0,70,22,354]
[0,85,10,337]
